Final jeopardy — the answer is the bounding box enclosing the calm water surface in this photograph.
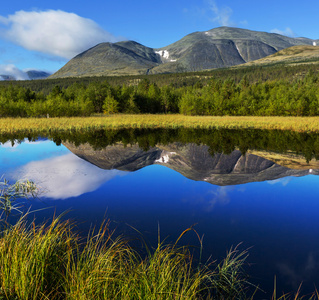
[1,129,319,297]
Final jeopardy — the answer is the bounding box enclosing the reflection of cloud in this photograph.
[1,140,20,148]
[277,252,319,289]
[206,186,233,211]
[0,10,122,59]
[305,252,317,272]
[267,177,293,187]
[277,263,303,289]
[11,153,126,199]
[1,139,50,150]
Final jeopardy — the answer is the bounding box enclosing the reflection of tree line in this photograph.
[2,128,319,162]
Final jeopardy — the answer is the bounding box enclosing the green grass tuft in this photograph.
[0,215,256,300]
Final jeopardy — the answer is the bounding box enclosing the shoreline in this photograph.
[1,114,319,134]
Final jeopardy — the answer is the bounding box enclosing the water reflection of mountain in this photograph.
[64,142,318,186]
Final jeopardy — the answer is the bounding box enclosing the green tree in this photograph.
[125,92,140,114]
[103,95,119,115]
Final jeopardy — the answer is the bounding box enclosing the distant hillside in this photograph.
[0,70,51,81]
[0,75,16,81]
[26,70,51,80]
[50,26,318,79]
[236,45,319,67]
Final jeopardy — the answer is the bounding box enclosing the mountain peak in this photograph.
[50,27,317,79]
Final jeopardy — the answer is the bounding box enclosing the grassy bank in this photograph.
[0,216,254,300]
[1,115,319,134]
[1,216,317,300]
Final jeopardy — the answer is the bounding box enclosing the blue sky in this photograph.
[0,0,318,77]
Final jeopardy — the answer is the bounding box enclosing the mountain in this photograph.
[63,141,318,186]
[26,70,51,80]
[0,70,51,81]
[50,41,162,78]
[50,26,318,78]
[0,75,16,81]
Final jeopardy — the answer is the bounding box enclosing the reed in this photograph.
[0,178,38,216]
[63,220,136,300]
[0,214,317,299]
[0,215,73,299]
[0,215,255,300]
[271,280,319,300]
[1,115,319,134]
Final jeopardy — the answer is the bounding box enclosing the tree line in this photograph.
[1,62,319,92]
[0,67,318,117]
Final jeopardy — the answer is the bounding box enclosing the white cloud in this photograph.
[0,64,29,80]
[0,10,121,59]
[207,0,234,26]
[271,27,296,37]
[11,153,126,199]
[0,16,9,25]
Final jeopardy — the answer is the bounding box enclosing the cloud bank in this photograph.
[0,10,120,59]
[0,64,29,80]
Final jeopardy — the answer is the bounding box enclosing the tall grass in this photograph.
[1,115,319,134]
[0,215,317,299]
[271,280,319,300]
[0,215,73,299]
[63,221,135,300]
[0,215,257,300]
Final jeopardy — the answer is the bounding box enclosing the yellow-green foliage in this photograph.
[0,216,255,300]
[0,216,73,299]
[0,216,316,299]
[1,115,319,134]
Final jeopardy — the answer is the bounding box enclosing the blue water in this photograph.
[1,138,319,296]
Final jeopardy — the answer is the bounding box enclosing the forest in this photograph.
[0,63,319,117]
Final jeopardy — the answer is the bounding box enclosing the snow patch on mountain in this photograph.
[155,50,176,62]
[156,50,170,59]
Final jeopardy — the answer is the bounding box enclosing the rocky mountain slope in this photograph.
[50,27,318,78]
[63,142,318,186]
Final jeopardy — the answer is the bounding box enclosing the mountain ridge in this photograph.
[50,26,318,78]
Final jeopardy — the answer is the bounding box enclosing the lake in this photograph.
[1,128,319,297]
